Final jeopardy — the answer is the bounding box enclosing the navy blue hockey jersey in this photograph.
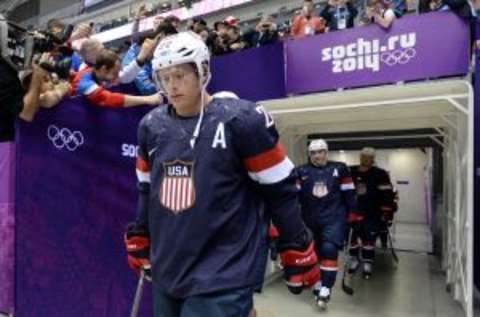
[134,98,307,298]
[296,161,357,227]
[350,166,394,215]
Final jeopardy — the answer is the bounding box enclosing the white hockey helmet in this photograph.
[308,139,328,152]
[152,31,211,87]
[360,147,376,157]
[212,91,239,99]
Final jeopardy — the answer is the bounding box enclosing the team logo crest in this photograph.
[356,183,367,196]
[312,181,329,198]
[159,160,196,214]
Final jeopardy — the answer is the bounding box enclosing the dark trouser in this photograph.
[311,220,345,289]
[153,284,254,317]
[349,215,382,264]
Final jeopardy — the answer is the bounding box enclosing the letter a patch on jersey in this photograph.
[160,160,196,214]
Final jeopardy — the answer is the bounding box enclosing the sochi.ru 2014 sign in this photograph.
[285,12,470,94]
[321,32,416,73]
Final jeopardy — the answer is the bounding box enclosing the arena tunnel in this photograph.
[253,79,474,317]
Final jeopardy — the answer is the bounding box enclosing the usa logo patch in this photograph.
[312,181,329,198]
[159,160,195,214]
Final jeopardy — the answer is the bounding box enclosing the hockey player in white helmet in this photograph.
[296,139,363,310]
[123,32,320,317]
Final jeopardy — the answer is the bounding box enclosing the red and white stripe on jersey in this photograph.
[340,177,355,191]
[243,142,294,184]
[136,156,150,183]
[159,177,195,213]
[378,184,393,191]
[320,259,338,272]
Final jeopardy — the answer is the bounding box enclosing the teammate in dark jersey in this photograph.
[349,147,395,279]
[123,32,319,317]
[296,139,363,310]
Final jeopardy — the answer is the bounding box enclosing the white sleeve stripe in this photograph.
[136,169,150,183]
[84,83,100,95]
[119,59,142,84]
[320,266,338,272]
[341,183,355,191]
[248,157,294,185]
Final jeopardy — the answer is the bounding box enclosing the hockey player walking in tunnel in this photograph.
[123,32,320,317]
[349,147,395,279]
[296,139,363,310]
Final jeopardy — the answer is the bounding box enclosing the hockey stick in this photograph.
[341,227,354,296]
[130,269,146,317]
[387,228,399,263]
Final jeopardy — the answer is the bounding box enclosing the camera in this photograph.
[0,15,74,76]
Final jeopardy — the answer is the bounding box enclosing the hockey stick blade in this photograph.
[342,277,354,295]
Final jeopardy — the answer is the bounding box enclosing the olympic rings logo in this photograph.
[380,48,417,67]
[47,125,84,151]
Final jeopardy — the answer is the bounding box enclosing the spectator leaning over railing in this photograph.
[69,22,94,71]
[122,21,178,95]
[363,0,396,28]
[74,49,162,108]
[21,69,71,109]
[291,0,326,38]
[75,38,104,72]
[320,0,358,32]
[243,15,279,48]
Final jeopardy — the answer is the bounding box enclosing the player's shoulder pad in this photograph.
[138,105,169,131]
[215,98,257,117]
[329,160,348,168]
[372,166,388,175]
[296,163,314,176]
[218,98,270,128]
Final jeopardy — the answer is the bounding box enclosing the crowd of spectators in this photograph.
[0,0,476,142]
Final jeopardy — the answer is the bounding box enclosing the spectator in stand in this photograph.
[291,0,326,38]
[212,20,231,56]
[278,21,292,40]
[189,18,208,33]
[421,0,475,19]
[194,24,215,52]
[419,0,450,12]
[384,0,408,16]
[320,0,358,32]
[244,15,279,48]
[227,25,249,52]
[122,21,178,95]
[165,15,181,30]
[76,38,104,72]
[74,50,162,108]
[364,0,396,28]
